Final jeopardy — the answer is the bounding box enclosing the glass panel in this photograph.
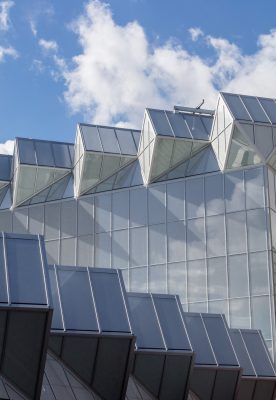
[148,109,173,136]
[34,168,55,193]
[130,226,147,267]
[187,145,219,176]
[132,130,141,150]
[130,188,147,227]
[90,270,130,332]
[44,203,60,240]
[186,218,205,260]
[15,165,36,204]
[77,198,94,236]
[245,167,265,209]
[167,181,185,221]
[53,143,72,169]
[0,155,11,181]
[98,127,120,153]
[208,300,228,317]
[28,205,44,235]
[47,174,70,202]
[57,268,98,331]
[95,193,111,233]
[226,211,246,254]
[77,235,93,267]
[60,200,77,238]
[170,139,193,168]
[225,170,245,212]
[35,141,55,166]
[222,93,252,121]
[207,257,227,300]
[13,209,28,234]
[112,191,129,230]
[251,296,272,340]
[94,233,111,267]
[80,153,102,194]
[183,114,209,140]
[254,124,273,158]
[165,111,191,138]
[205,174,224,216]
[229,330,255,376]
[127,294,164,348]
[247,209,267,252]
[148,185,165,225]
[0,237,8,302]
[228,254,249,298]
[167,262,187,302]
[149,224,166,264]
[150,138,174,179]
[258,98,276,124]
[241,96,270,123]
[148,264,166,293]
[100,154,121,180]
[60,238,76,266]
[229,298,250,329]
[167,221,186,262]
[6,237,47,304]
[187,259,207,302]
[111,229,128,268]
[130,267,147,292]
[17,139,36,164]
[249,252,269,296]
[206,215,225,257]
[80,124,103,152]
[45,240,59,265]
[186,177,204,218]
[115,129,137,155]
[227,126,261,169]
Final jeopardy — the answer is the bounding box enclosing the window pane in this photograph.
[95,193,111,233]
[167,221,186,262]
[228,254,249,298]
[148,185,165,225]
[77,235,93,267]
[149,264,166,293]
[222,93,252,121]
[112,191,129,230]
[247,209,267,252]
[251,296,272,340]
[245,167,265,209]
[130,267,147,292]
[94,233,111,267]
[35,141,55,166]
[148,109,173,136]
[166,181,185,221]
[130,188,147,227]
[115,129,137,155]
[149,224,166,264]
[207,257,227,300]
[225,170,245,212]
[241,96,270,123]
[45,203,60,240]
[60,238,76,266]
[187,259,207,302]
[77,197,94,236]
[259,98,276,124]
[249,252,269,296]
[98,127,120,153]
[205,174,224,216]
[61,200,77,238]
[206,215,225,257]
[186,177,204,219]
[167,262,187,302]
[226,211,246,254]
[187,218,205,260]
[130,227,147,267]
[229,298,250,329]
[111,229,128,268]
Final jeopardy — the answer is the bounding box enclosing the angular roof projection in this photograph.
[0,233,52,400]
[13,138,74,207]
[138,107,212,184]
[182,312,241,400]
[127,293,194,399]
[74,124,140,196]
[211,93,276,170]
[230,329,276,400]
[48,265,135,400]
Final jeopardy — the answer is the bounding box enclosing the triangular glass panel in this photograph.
[186,146,220,177]
[150,138,174,180]
[0,186,11,209]
[170,140,193,167]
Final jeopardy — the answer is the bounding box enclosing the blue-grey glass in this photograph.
[208,300,228,317]
[45,240,59,265]
[130,267,147,292]
[57,268,98,331]
[45,203,61,240]
[94,232,111,267]
[245,167,265,209]
[153,296,191,350]
[241,96,270,123]
[166,181,185,221]
[0,186,9,208]
[17,139,36,165]
[251,296,271,340]
[60,238,76,266]
[182,313,216,365]
[149,224,166,265]
[187,259,207,302]
[201,115,213,134]
[148,185,166,225]
[98,127,120,153]
[52,143,72,169]
[249,252,269,296]
[130,161,143,187]
[127,294,164,349]
[61,200,77,238]
[114,161,135,189]
[207,257,227,300]
[115,129,137,155]
[167,221,186,262]
[47,174,71,202]
[77,235,93,267]
[0,237,8,302]
[165,111,192,138]
[186,218,205,260]
[94,193,111,233]
[187,146,219,176]
[34,141,55,167]
[186,177,204,218]
[229,330,255,376]
[183,114,209,140]
[112,229,128,268]
[202,314,238,366]
[0,212,12,232]
[132,130,141,150]
[229,298,250,329]
[90,270,130,332]
[254,124,274,158]
[130,226,147,267]
[247,209,267,252]
[205,173,224,216]
[241,331,275,376]
[225,170,245,212]
[167,262,187,303]
[147,109,173,137]
[13,209,28,234]
[130,188,147,227]
[0,155,11,181]
[148,264,166,293]
[226,212,246,254]
[0,188,11,210]
[206,215,225,257]
[222,93,252,121]
[6,237,47,304]
[28,205,44,235]
[80,125,103,152]
[77,198,94,236]
[228,254,248,298]
[112,191,129,230]
[29,185,50,205]
[258,98,276,124]
[95,174,115,193]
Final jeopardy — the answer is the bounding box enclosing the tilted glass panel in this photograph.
[132,130,141,150]
[241,331,275,376]
[147,109,174,137]
[80,125,103,152]
[153,296,191,350]
[0,155,11,181]
[17,139,36,165]
[57,267,98,331]
[201,115,213,135]
[150,138,174,180]
[222,93,252,121]
[170,139,193,167]
[254,124,273,159]
[241,96,270,123]
[15,165,36,204]
[258,98,276,124]
[47,174,71,202]
[52,143,73,169]
[100,155,121,180]
[165,111,192,138]
[0,236,8,302]
[229,330,255,376]
[34,141,55,167]
[48,267,64,330]
[80,153,102,194]
[187,146,220,176]
[98,127,120,154]
[183,114,209,140]
[127,294,164,349]
[115,129,137,155]
[35,167,55,193]
[90,270,130,333]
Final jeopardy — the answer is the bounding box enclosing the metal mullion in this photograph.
[2,233,10,304]
[38,235,49,306]
[257,97,273,125]
[222,172,230,322]
[200,313,218,365]
[165,184,168,294]
[53,265,66,331]
[87,268,101,332]
[239,329,257,377]
[203,175,208,312]
[243,170,252,330]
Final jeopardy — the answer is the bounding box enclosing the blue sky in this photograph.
[1,0,276,152]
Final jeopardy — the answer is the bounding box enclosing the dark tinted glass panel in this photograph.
[229,330,255,376]
[241,96,270,123]
[48,267,63,330]
[183,114,209,140]
[17,139,36,165]
[0,237,8,302]
[0,156,11,181]
[115,129,137,155]
[165,111,191,138]
[35,141,55,166]
[52,143,72,168]
[133,353,165,397]
[148,109,173,137]
[81,125,103,152]
[259,98,276,124]
[222,94,252,121]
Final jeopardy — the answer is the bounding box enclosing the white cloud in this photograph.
[0,139,14,155]
[0,0,14,31]
[52,0,276,128]
[39,38,58,52]
[0,45,18,62]
[189,27,203,42]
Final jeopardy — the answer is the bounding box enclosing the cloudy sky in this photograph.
[1,0,276,153]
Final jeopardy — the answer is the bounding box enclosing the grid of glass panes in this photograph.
[0,165,274,356]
